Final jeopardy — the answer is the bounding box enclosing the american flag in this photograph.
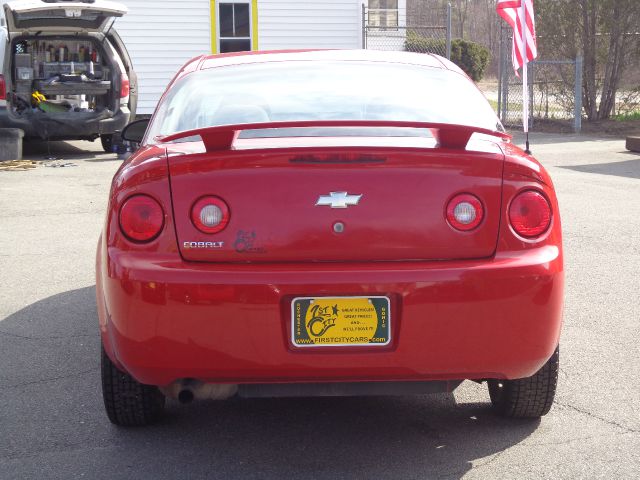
[496,0,538,73]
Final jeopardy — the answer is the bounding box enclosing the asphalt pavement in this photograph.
[0,134,638,479]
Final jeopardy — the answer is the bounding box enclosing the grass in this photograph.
[487,99,530,112]
[613,111,640,122]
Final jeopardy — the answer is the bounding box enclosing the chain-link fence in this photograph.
[363,5,451,59]
[497,25,583,132]
[531,60,583,130]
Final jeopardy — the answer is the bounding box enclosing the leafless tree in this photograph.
[537,0,640,120]
[407,1,640,117]
[452,0,470,39]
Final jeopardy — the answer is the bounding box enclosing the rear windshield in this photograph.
[146,60,503,141]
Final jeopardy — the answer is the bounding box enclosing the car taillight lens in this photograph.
[0,75,6,100]
[120,75,130,98]
[191,196,230,234]
[446,193,484,231]
[509,190,552,238]
[119,195,164,242]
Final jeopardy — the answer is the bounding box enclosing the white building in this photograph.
[115,0,407,114]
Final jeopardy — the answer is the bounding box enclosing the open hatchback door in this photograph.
[0,0,133,142]
[4,0,128,37]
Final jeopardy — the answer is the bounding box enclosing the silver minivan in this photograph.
[0,0,138,151]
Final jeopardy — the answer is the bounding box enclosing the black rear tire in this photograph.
[100,134,114,153]
[488,346,559,418]
[101,345,165,426]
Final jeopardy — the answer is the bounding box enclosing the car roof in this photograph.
[173,49,467,82]
[199,49,454,70]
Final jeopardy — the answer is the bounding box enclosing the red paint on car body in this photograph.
[97,50,563,391]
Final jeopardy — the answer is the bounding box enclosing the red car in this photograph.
[97,50,563,426]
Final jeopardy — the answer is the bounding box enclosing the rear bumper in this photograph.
[0,107,130,139]
[97,246,563,387]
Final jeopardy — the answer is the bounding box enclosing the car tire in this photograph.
[488,346,559,418]
[101,345,165,426]
[100,134,114,153]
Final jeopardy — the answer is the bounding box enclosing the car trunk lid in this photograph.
[166,131,506,264]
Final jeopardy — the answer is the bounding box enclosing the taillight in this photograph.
[0,75,6,100]
[446,193,484,231]
[120,75,130,98]
[191,196,230,234]
[509,190,552,238]
[119,195,164,242]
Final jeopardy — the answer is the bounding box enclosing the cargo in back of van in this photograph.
[0,0,137,151]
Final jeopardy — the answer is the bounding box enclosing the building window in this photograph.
[219,2,251,53]
[368,0,399,29]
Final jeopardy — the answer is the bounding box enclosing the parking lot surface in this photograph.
[1,134,639,479]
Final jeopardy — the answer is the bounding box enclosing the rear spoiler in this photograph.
[157,120,511,152]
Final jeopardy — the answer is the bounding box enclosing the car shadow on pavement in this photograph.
[510,132,624,146]
[561,156,640,180]
[0,287,539,479]
[22,140,118,161]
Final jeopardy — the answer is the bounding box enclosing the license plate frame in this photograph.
[291,296,391,348]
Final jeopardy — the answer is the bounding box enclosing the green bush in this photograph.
[449,39,490,82]
[404,33,491,82]
[404,31,447,56]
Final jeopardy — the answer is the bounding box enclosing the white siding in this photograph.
[113,1,368,113]
[114,0,211,115]
[258,0,362,50]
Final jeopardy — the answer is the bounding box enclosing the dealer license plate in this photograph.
[291,296,391,348]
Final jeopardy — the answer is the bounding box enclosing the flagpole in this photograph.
[521,1,531,154]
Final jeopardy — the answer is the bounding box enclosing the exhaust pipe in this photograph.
[178,389,194,404]
[161,379,238,403]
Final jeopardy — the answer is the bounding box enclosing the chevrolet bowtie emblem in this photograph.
[315,192,363,209]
